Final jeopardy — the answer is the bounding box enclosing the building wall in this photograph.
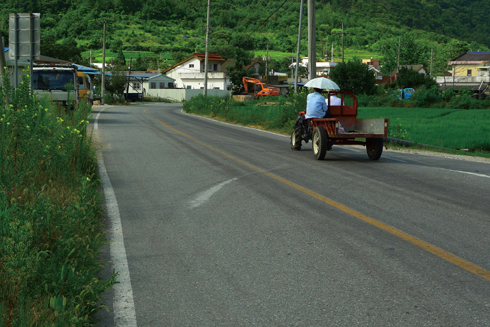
[166,58,201,88]
[146,88,231,102]
[453,64,480,77]
[143,75,176,91]
[166,58,227,89]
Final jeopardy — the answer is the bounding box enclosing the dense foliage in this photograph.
[1,0,489,74]
[330,58,377,95]
[0,74,116,325]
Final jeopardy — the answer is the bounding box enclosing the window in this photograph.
[159,82,165,89]
[189,64,194,68]
[467,69,472,76]
[150,82,156,89]
[187,85,191,89]
[78,77,85,89]
[133,83,140,90]
[214,64,218,71]
[168,83,174,89]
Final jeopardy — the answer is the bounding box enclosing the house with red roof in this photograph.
[163,53,230,90]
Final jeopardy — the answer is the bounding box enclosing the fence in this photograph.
[146,88,231,102]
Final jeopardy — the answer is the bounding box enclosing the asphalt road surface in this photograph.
[94,103,490,327]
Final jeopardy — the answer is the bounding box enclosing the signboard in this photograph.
[9,13,40,60]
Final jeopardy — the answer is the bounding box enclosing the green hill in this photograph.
[1,0,489,74]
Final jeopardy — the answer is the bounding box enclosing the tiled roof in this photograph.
[450,52,490,62]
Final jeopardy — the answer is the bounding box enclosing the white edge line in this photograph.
[445,169,490,179]
[95,108,138,326]
[383,156,408,163]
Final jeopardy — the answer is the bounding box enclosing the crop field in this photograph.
[184,95,490,158]
[358,107,490,152]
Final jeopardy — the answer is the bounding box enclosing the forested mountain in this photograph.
[1,0,489,75]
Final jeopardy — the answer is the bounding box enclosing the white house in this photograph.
[143,74,176,94]
[163,53,229,90]
[289,57,338,76]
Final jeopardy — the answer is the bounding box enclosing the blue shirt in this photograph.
[306,91,328,119]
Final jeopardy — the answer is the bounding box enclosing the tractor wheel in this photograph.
[366,138,384,160]
[290,127,302,150]
[312,126,328,160]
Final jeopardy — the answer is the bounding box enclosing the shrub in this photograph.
[449,95,486,109]
[0,73,116,326]
[411,85,440,108]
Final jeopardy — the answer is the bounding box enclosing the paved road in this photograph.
[95,103,490,326]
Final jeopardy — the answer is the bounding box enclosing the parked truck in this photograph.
[76,71,93,104]
[33,64,79,108]
[396,88,415,99]
[242,76,280,99]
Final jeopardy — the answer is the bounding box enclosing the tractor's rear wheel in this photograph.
[366,138,384,160]
[290,127,302,150]
[312,126,328,160]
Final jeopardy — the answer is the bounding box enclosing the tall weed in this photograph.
[0,73,116,326]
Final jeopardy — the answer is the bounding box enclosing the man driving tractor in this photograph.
[306,88,333,119]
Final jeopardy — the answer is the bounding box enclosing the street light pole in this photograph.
[204,0,211,96]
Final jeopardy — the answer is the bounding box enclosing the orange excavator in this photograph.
[242,77,280,98]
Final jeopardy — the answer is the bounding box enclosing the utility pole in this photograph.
[265,42,269,80]
[307,0,316,80]
[126,57,132,100]
[101,20,107,105]
[430,48,433,77]
[204,0,211,96]
[295,0,304,93]
[333,22,351,63]
[0,28,6,79]
[341,23,345,63]
[397,36,401,69]
[331,44,334,63]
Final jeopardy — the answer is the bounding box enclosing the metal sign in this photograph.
[9,13,40,60]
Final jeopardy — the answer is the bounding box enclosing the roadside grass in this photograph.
[184,95,490,158]
[0,74,116,325]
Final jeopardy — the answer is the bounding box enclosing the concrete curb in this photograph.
[386,137,461,152]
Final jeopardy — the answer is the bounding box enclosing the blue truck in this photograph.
[395,88,415,99]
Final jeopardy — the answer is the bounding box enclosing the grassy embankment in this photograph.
[0,74,116,326]
[183,94,490,159]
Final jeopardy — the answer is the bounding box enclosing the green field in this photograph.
[184,95,490,158]
[358,107,490,152]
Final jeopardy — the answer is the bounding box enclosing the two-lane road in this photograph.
[95,103,490,326]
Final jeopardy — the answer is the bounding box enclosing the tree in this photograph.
[380,34,429,76]
[226,48,254,95]
[395,67,437,89]
[330,58,377,95]
[41,37,82,63]
[115,49,127,66]
[105,64,128,103]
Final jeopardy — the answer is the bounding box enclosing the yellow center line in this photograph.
[145,109,490,282]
